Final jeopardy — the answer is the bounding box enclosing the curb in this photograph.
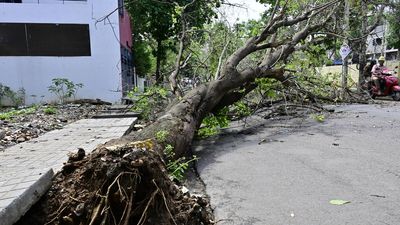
[0,169,54,225]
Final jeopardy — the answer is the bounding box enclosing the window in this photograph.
[0,23,91,56]
[373,38,382,46]
[0,0,86,3]
[0,0,22,3]
[0,24,27,56]
[28,24,91,56]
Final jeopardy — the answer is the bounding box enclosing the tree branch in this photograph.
[168,0,197,97]
[254,39,289,51]
[222,0,341,75]
[256,0,341,44]
[214,39,231,80]
[169,22,186,97]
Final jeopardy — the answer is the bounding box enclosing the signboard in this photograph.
[339,43,351,60]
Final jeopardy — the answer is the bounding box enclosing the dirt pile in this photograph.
[17,143,214,225]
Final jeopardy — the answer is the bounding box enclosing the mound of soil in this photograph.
[17,144,214,225]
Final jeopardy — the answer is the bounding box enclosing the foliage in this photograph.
[155,130,169,143]
[157,134,197,181]
[197,107,230,138]
[255,78,282,99]
[184,22,236,82]
[0,105,37,120]
[258,0,331,15]
[164,144,175,158]
[48,78,83,104]
[126,0,221,80]
[386,4,400,50]
[132,40,155,76]
[164,143,198,181]
[167,155,198,181]
[43,106,57,115]
[127,86,169,120]
[184,19,264,84]
[232,101,252,117]
[0,83,25,107]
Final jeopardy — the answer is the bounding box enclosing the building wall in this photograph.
[366,24,399,60]
[119,8,135,95]
[119,9,133,49]
[0,0,123,104]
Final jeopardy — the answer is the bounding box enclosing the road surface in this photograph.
[195,102,400,225]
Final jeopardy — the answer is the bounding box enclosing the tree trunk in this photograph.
[155,39,163,84]
[341,0,350,98]
[397,51,400,75]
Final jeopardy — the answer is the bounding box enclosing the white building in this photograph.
[366,24,399,61]
[0,0,136,105]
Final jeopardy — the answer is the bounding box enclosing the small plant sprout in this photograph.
[48,78,84,104]
[163,143,199,181]
[156,130,169,143]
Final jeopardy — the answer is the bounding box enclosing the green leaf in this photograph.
[329,199,350,205]
[313,114,325,123]
[174,5,183,16]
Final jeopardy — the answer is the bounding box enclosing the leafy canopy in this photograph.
[126,0,221,77]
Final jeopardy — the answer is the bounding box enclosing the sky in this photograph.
[218,0,267,25]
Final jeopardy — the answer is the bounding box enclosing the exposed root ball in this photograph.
[17,146,214,225]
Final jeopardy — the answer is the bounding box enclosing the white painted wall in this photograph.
[0,0,123,104]
[366,24,399,60]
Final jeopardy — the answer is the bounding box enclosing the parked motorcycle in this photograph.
[364,66,400,100]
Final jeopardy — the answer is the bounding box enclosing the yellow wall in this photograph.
[320,60,400,86]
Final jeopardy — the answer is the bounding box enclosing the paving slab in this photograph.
[0,117,136,225]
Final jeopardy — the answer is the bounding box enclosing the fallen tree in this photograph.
[17,1,343,224]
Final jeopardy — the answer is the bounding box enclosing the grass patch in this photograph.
[0,106,38,120]
[43,106,57,115]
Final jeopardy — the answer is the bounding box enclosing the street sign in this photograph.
[339,44,351,60]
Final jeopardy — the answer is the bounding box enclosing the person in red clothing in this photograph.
[371,56,388,95]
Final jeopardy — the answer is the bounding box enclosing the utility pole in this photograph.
[358,0,367,91]
[382,22,386,58]
[341,0,350,98]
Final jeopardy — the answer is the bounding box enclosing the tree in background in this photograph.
[386,1,400,61]
[126,0,220,83]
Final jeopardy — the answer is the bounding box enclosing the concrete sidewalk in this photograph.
[0,117,137,225]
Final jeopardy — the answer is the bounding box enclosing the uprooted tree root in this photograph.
[17,145,214,225]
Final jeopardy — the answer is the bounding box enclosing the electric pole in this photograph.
[341,0,350,98]
[358,0,367,91]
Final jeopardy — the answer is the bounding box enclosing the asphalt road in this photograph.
[194,102,400,225]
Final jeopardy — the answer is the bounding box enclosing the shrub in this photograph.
[48,78,84,104]
[126,86,169,120]
[0,83,25,107]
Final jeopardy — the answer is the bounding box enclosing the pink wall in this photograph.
[119,9,132,50]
